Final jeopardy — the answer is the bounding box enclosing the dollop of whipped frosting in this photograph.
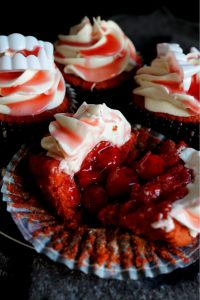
[134,43,200,117]
[0,34,65,116]
[54,17,141,83]
[41,102,131,175]
[152,147,200,237]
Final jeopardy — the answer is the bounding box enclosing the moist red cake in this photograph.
[29,154,81,229]
[29,127,198,247]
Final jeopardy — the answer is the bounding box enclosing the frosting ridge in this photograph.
[55,17,141,82]
[134,43,200,116]
[41,102,131,175]
[0,34,65,116]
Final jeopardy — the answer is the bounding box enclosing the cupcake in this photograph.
[54,17,141,111]
[28,102,200,248]
[132,43,200,149]
[0,33,70,165]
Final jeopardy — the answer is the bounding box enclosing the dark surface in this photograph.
[0,198,199,300]
[0,0,198,34]
[0,234,199,300]
[0,10,199,300]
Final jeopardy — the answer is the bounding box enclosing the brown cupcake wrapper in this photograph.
[130,102,200,150]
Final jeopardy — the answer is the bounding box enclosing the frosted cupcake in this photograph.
[132,43,200,149]
[0,33,70,164]
[54,17,141,110]
[28,102,200,247]
[2,102,199,278]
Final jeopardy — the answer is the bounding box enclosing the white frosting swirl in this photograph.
[152,147,200,237]
[0,68,65,116]
[0,34,66,117]
[54,17,140,83]
[41,102,131,175]
[134,43,200,116]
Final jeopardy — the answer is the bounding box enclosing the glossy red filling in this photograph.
[74,131,192,227]
[29,129,193,245]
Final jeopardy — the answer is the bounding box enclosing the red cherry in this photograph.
[81,185,108,215]
[160,151,181,168]
[96,144,121,172]
[158,140,187,168]
[158,140,176,154]
[131,181,162,204]
[75,169,103,190]
[137,128,151,149]
[106,166,138,197]
[125,148,140,166]
[119,133,137,163]
[156,164,192,195]
[80,142,111,172]
[136,151,166,180]
[163,186,188,203]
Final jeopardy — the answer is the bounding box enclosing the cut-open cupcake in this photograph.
[28,102,200,248]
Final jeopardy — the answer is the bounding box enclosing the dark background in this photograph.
[0,0,198,42]
[0,1,199,299]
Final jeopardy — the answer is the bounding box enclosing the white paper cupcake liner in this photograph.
[1,132,199,280]
[65,82,78,113]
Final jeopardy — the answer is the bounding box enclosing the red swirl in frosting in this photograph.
[134,44,200,117]
[0,67,65,116]
[54,17,141,83]
[0,34,66,117]
[41,102,131,175]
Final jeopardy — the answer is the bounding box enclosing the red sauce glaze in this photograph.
[54,51,65,59]
[71,49,128,82]
[0,71,23,83]
[7,93,53,116]
[7,129,198,272]
[80,34,122,56]
[188,74,200,100]
[0,71,51,96]
[51,120,83,147]
[18,46,41,57]
[152,80,183,92]
[73,129,193,246]
[153,74,200,100]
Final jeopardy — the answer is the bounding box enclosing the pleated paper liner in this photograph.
[1,133,199,280]
[0,83,77,169]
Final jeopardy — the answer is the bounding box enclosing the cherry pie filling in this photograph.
[29,128,194,245]
[74,129,193,232]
